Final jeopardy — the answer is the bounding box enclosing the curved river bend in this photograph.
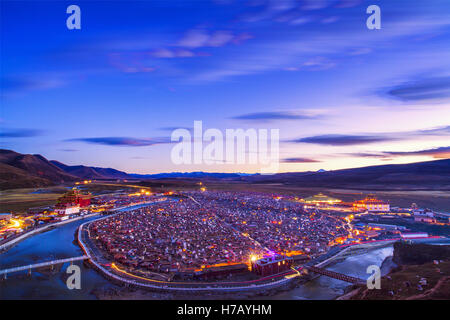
[0,205,393,300]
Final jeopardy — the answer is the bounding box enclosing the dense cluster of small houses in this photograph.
[90,191,349,275]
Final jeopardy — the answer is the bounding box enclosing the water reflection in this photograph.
[1,208,394,300]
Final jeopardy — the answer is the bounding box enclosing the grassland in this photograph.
[0,182,145,214]
[0,186,68,213]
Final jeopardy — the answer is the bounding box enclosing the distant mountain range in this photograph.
[0,149,449,190]
[0,149,132,189]
[0,149,77,189]
[243,159,450,190]
[129,172,253,179]
[50,160,130,180]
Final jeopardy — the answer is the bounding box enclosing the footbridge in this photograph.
[0,255,89,278]
[305,265,364,284]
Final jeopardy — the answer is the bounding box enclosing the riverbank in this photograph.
[78,216,393,298]
[76,201,309,295]
[0,200,159,254]
[0,199,406,300]
[337,242,450,300]
[0,217,395,300]
[79,221,300,295]
[91,276,306,300]
[0,213,99,253]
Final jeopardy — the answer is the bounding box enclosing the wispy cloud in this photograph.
[290,134,395,146]
[193,12,450,82]
[282,157,321,163]
[342,152,388,158]
[158,126,193,132]
[1,76,66,94]
[149,48,210,59]
[419,125,450,135]
[178,29,251,48]
[0,128,44,138]
[334,0,363,8]
[379,75,450,102]
[66,137,171,147]
[383,146,450,159]
[108,52,156,73]
[289,125,450,146]
[232,111,320,122]
[284,57,337,71]
[58,149,78,152]
[336,146,450,160]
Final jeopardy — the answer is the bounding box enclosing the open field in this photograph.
[0,182,149,214]
[0,186,68,213]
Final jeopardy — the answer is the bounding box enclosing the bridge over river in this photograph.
[0,255,89,278]
[305,266,364,284]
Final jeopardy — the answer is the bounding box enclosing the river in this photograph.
[0,205,394,300]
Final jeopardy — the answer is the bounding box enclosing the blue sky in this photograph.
[1,0,450,173]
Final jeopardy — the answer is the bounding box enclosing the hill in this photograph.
[0,149,131,189]
[50,160,130,180]
[0,149,77,189]
[244,159,450,190]
[129,172,247,179]
[1,149,449,191]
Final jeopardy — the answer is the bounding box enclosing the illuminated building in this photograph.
[412,207,436,223]
[251,255,293,276]
[56,188,91,207]
[353,195,389,212]
[54,189,90,217]
[54,204,80,216]
[302,193,342,206]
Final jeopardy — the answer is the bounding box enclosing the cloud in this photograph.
[232,111,319,122]
[301,57,336,70]
[193,13,450,82]
[285,57,337,71]
[177,29,251,48]
[0,128,44,138]
[149,48,204,59]
[282,157,321,163]
[419,125,450,135]
[342,152,388,158]
[334,0,363,8]
[1,76,66,94]
[383,146,450,159]
[66,137,171,147]
[58,149,78,152]
[301,0,330,10]
[158,126,193,132]
[290,125,450,146]
[321,16,340,24]
[338,146,450,160]
[380,76,450,102]
[178,29,211,48]
[108,53,156,73]
[290,134,395,146]
[348,47,372,56]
